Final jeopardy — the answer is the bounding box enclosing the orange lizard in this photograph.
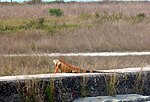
[53,59,99,73]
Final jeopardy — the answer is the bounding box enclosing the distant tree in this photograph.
[30,0,42,3]
[26,0,42,4]
[56,0,64,3]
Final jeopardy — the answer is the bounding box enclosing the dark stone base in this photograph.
[0,71,150,102]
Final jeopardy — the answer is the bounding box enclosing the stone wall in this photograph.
[0,69,150,102]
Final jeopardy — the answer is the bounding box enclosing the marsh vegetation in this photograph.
[0,2,150,54]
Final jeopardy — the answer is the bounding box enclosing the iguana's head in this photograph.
[53,59,61,67]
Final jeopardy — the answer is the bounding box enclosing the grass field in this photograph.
[0,2,150,76]
[1,55,150,76]
[0,2,150,54]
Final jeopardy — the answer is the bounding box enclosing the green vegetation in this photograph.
[0,17,79,33]
[17,80,44,102]
[135,71,144,94]
[48,8,64,17]
[130,12,146,23]
[80,76,89,97]
[16,79,54,102]
[30,0,42,3]
[95,12,123,21]
[107,74,117,96]
[46,79,54,102]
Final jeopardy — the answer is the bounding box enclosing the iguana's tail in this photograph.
[80,69,100,73]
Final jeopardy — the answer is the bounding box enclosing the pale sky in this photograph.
[1,0,149,2]
[1,0,101,2]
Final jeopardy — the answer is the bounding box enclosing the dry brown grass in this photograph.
[0,2,150,19]
[0,2,150,54]
[0,21,150,54]
[0,3,150,76]
[0,55,150,76]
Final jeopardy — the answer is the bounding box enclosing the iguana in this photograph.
[53,59,100,73]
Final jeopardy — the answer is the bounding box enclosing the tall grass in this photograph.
[0,56,53,76]
[107,73,117,96]
[0,2,150,54]
[16,78,55,102]
[0,55,150,76]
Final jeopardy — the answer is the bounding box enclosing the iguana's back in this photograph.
[53,59,99,73]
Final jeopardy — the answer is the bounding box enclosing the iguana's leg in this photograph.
[54,66,59,73]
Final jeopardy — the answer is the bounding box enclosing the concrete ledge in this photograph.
[0,67,150,102]
[73,94,150,102]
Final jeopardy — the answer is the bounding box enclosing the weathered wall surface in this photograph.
[0,69,150,102]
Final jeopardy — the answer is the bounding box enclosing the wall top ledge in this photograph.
[0,66,150,82]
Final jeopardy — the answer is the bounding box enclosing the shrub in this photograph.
[95,12,100,18]
[137,13,145,19]
[48,8,64,17]
[130,13,146,23]
[136,13,145,22]
[31,42,36,51]
[28,0,42,4]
